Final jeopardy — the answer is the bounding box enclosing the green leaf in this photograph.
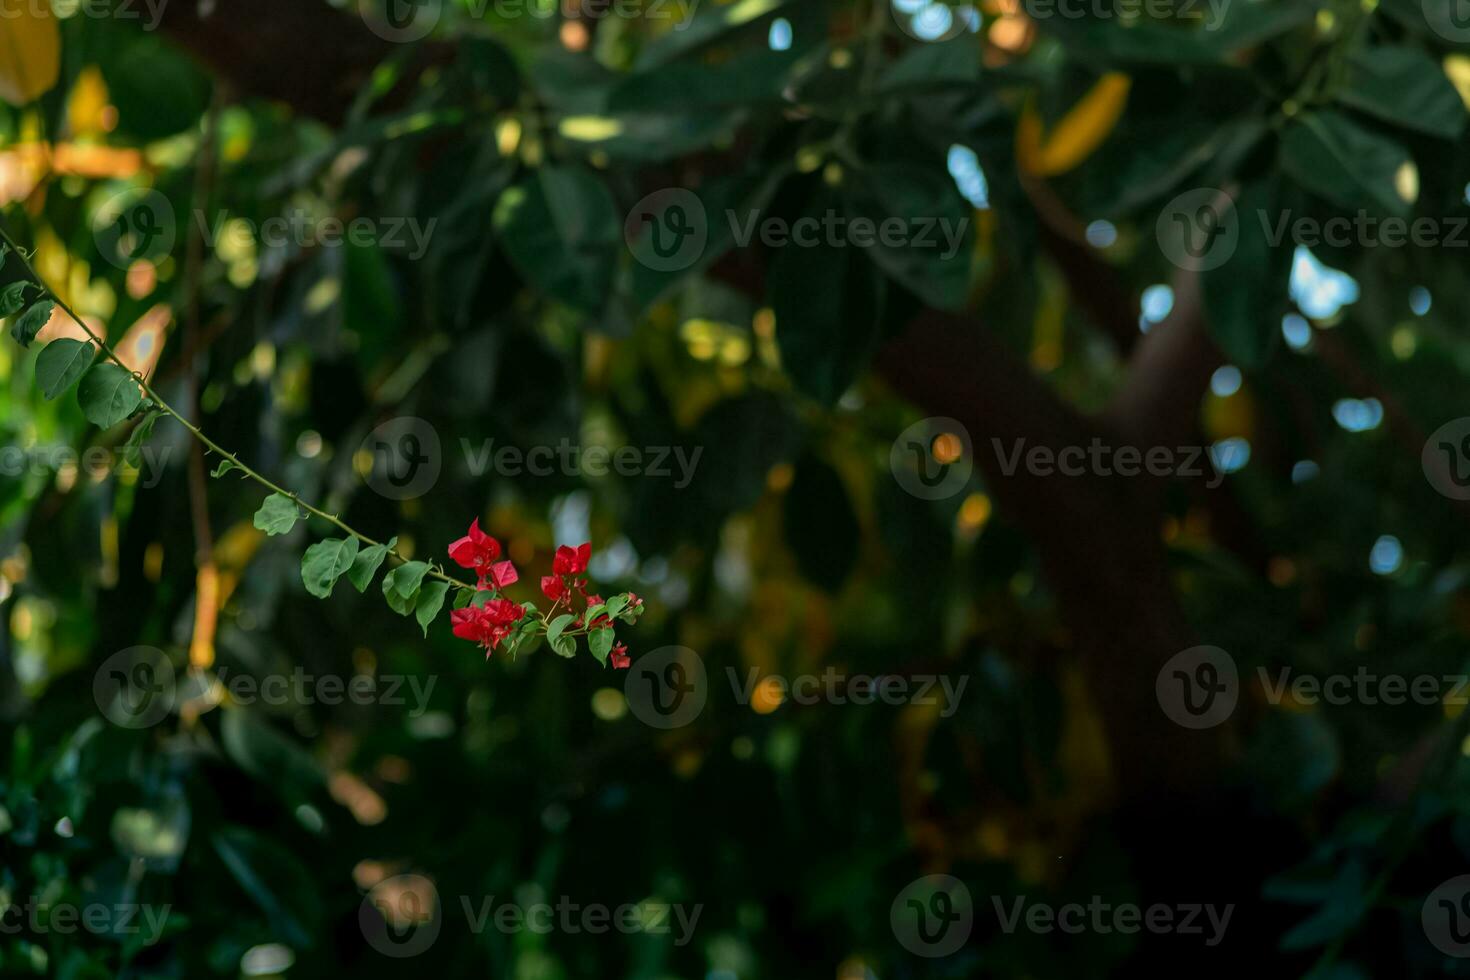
[769,208,886,404]
[550,633,576,658]
[611,48,798,112]
[879,38,979,92]
[211,458,242,478]
[300,537,360,599]
[1339,45,1465,140]
[389,560,430,598]
[348,537,396,593]
[633,0,787,69]
[589,627,614,665]
[212,826,321,951]
[1280,110,1413,217]
[77,362,143,428]
[783,453,860,592]
[1201,177,1292,369]
[382,563,424,615]
[604,594,629,619]
[0,280,32,317]
[10,299,54,347]
[415,582,450,637]
[547,613,576,644]
[123,410,161,468]
[843,164,972,311]
[492,165,619,314]
[35,338,94,399]
[252,494,301,536]
[1030,0,1316,66]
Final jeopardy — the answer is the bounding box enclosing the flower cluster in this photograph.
[446,522,645,668]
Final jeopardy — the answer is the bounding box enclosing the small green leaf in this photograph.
[300,537,360,599]
[589,627,614,665]
[547,613,576,644]
[390,561,430,598]
[123,410,161,468]
[604,594,629,619]
[77,362,143,428]
[0,280,32,318]
[35,338,94,399]
[349,537,396,593]
[253,494,301,536]
[382,564,422,615]
[415,582,450,637]
[10,299,54,347]
[211,459,242,478]
[550,633,576,658]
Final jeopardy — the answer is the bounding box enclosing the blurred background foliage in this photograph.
[2,0,1470,976]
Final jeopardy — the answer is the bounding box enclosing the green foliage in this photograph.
[252,494,301,536]
[348,537,397,593]
[300,537,360,599]
[33,338,93,400]
[9,299,52,347]
[75,362,142,427]
[8,0,1470,976]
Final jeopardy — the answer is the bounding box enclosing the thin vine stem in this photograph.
[0,221,474,594]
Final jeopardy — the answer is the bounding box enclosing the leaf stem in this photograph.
[0,222,473,593]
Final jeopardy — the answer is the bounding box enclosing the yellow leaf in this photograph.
[0,3,60,105]
[1017,73,1132,178]
[1015,101,1045,174]
[1445,54,1470,112]
[558,116,623,142]
[189,562,219,669]
[66,65,110,137]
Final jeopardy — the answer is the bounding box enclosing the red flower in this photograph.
[450,598,525,656]
[553,542,591,577]
[541,575,567,603]
[449,519,501,575]
[449,520,521,592]
[483,560,519,591]
[610,643,630,669]
[484,598,523,626]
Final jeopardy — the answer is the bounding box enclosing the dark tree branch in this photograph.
[876,312,1230,801]
[150,0,449,124]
